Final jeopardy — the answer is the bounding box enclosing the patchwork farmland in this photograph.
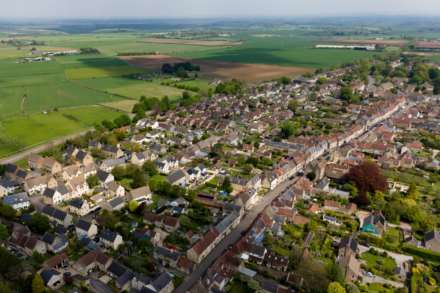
[123,54,313,81]
[0,29,382,157]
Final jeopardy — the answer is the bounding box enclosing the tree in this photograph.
[113,114,131,128]
[215,79,244,95]
[344,161,387,206]
[32,274,45,293]
[128,200,139,213]
[182,91,191,100]
[327,262,345,283]
[327,282,346,293]
[0,281,12,293]
[101,119,115,130]
[0,204,16,220]
[29,213,51,234]
[296,258,331,292]
[340,86,359,103]
[161,63,174,74]
[410,63,430,85]
[433,78,440,95]
[143,161,158,177]
[288,100,299,113]
[149,175,168,193]
[306,172,316,181]
[407,183,419,200]
[0,223,9,240]
[176,67,189,78]
[99,210,119,230]
[160,96,171,112]
[280,120,297,139]
[188,201,212,225]
[221,177,233,194]
[0,247,20,275]
[131,169,147,189]
[278,76,290,85]
[428,67,440,80]
[87,175,99,188]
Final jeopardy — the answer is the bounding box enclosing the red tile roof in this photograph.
[191,229,219,255]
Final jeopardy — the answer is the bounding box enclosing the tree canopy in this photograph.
[327,282,346,293]
[344,161,387,206]
[215,79,244,96]
[31,274,45,293]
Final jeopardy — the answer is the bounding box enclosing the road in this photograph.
[0,129,92,165]
[173,178,298,293]
[174,101,412,292]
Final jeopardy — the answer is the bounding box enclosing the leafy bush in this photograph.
[402,244,440,263]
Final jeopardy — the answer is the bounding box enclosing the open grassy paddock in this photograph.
[107,82,184,100]
[100,99,139,112]
[0,106,121,157]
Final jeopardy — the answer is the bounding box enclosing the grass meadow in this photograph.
[0,106,121,157]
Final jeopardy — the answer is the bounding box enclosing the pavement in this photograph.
[173,177,298,293]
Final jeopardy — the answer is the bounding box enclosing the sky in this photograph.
[1,0,440,19]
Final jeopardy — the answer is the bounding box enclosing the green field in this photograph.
[65,65,144,79]
[0,29,386,157]
[101,100,139,112]
[0,106,121,157]
[29,31,380,68]
[174,35,380,68]
[107,82,183,100]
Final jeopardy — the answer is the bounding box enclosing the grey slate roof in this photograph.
[97,170,112,182]
[100,229,119,242]
[42,205,68,221]
[76,219,92,231]
[155,246,180,262]
[40,269,61,285]
[167,169,187,184]
[67,198,85,209]
[108,196,125,209]
[425,230,440,242]
[3,192,29,206]
[150,272,173,292]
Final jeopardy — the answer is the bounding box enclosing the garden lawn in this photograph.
[0,106,121,158]
[360,283,395,293]
[228,279,254,293]
[361,250,397,278]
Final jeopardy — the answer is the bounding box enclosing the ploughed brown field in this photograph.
[120,54,312,82]
[143,38,242,46]
[333,39,408,47]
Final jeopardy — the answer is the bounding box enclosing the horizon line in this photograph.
[1,14,440,22]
